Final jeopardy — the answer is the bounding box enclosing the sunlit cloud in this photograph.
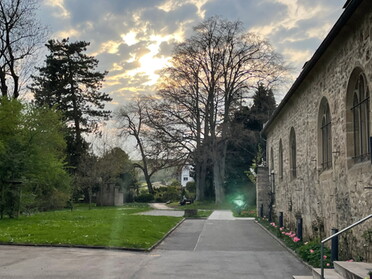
[91,40,121,56]
[38,0,344,109]
[121,31,139,46]
[55,28,80,39]
[43,0,70,18]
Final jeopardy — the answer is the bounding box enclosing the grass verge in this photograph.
[0,205,182,250]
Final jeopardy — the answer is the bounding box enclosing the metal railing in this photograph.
[320,214,372,279]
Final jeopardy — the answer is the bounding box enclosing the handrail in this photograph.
[320,214,372,279]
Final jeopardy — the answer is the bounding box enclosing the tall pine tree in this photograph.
[30,39,112,168]
[225,84,277,199]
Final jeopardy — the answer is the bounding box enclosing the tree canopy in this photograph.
[29,39,112,168]
[0,0,46,99]
[153,17,284,203]
[0,98,70,217]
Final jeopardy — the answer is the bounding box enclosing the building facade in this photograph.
[259,0,372,260]
[180,165,195,187]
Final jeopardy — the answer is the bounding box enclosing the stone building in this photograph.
[258,0,372,260]
[96,183,124,206]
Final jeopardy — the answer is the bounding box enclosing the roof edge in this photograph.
[262,0,363,136]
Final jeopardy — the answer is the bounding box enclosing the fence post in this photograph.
[297,217,303,240]
[260,204,263,218]
[279,212,284,228]
[331,228,339,262]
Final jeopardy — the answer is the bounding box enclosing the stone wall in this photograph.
[264,1,372,261]
[96,183,124,206]
[256,166,271,218]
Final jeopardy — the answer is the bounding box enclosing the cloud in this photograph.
[203,0,287,26]
[37,0,345,110]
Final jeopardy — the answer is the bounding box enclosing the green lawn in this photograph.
[0,205,182,250]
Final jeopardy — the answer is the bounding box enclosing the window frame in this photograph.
[320,99,332,170]
[289,127,297,179]
[279,139,283,180]
[350,73,370,162]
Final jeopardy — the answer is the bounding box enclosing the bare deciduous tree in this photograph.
[116,97,187,194]
[156,17,285,203]
[0,0,47,99]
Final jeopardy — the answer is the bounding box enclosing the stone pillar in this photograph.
[256,166,271,218]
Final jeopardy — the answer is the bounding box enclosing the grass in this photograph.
[183,209,213,218]
[0,205,182,250]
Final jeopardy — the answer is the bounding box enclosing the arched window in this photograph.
[350,72,370,162]
[289,127,296,179]
[279,139,283,180]
[319,98,332,170]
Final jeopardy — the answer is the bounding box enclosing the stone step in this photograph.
[334,261,372,279]
[292,276,313,279]
[312,268,344,279]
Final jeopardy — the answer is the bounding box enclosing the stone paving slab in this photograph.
[207,210,255,220]
[137,209,185,217]
[148,203,173,210]
[0,218,312,279]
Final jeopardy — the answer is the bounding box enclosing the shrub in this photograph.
[154,186,181,202]
[134,193,154,203]
[186,182,196,193]
[297,240,332,268]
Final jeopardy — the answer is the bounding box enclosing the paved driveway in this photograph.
[0,211,311,279]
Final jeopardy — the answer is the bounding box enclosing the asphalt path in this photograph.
[0,211,311,279]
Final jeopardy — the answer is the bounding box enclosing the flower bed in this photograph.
[256,217,332,268]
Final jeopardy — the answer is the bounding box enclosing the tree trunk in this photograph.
[195,160,207,201]
[143,169,154,194]
[213,159,225,204]
[213,141,226,204]
[0,68,8,97]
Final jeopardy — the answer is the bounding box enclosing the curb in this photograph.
[0,218,186,253]
[255,221,313,272]
[147,218,186,251]
[0,242,148,252]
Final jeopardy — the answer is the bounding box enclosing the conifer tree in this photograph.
[30,38,112,168]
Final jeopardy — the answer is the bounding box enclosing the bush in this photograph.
[134,193,154,203]
[154,186,181,202]
[169,180,181,187]
[297,240,332,268]
[186,182,196,193]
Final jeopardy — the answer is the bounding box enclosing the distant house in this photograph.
[180,165,194,187]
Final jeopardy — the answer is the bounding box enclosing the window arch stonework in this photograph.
[270,147,274,173]
[289,127,296,180]
[279,139,283,180]
[346,68,370,163]
[318,97,332,170]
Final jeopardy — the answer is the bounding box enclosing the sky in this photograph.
[35,0,346,156]
[36,0,346,107]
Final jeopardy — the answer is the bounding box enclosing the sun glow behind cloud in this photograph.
[39,0,344,108]
[124,34,174,86]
